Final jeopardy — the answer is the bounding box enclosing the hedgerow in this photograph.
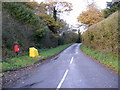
[82,11,118,55]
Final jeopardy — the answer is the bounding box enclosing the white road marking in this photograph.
[70,57,74,64]
[76,52,78,54]
[75,47,79,54]
[56,69,69,89]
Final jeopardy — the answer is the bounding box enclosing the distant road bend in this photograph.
[3,43,118,88]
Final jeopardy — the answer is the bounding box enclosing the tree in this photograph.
[59,31,79,45]
[53,6,57,21]
[42,2,72,21]
[76,30,82,43]
[23,2,72,34]
[46,2,72,13]
[23,2,72,18]
[103,1,120,18]
[23,2,48,14]
[77,3,104,27]
[37,13,64,34]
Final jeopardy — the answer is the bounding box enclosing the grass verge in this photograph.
[2,43,73,72]
[80,44,119,73]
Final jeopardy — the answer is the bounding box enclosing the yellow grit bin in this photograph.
[29,47,39,57]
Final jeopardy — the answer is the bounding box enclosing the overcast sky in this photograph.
[34,0,112,31]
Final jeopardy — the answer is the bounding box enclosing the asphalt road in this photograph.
[3,43,118,88]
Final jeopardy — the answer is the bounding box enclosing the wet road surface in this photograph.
[3,43,118,88]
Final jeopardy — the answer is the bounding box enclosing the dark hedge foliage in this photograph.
[3,2,48,37]
[103,1,120,18]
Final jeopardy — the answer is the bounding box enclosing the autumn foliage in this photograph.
[23,2,72,34]
[77,4,104,26]
[38,13,64,33]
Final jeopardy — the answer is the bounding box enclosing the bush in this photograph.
[82,11,118,55]
[35,30,59,48]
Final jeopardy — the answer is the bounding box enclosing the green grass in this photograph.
[80,45,119,73]
[2,44,73,72]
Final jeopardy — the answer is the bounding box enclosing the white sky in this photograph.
[58,0,112,28]
[34,0,112,31]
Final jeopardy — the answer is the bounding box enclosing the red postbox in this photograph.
[14,45,20,55]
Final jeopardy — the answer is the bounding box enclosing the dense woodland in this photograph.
[2,2,81,60]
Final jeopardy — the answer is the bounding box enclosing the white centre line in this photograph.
[76,52,78,54]
[70,57,74,65]
[56,69,69,90]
